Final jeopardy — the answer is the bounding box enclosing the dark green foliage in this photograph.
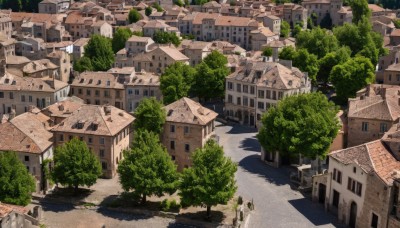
[257,93,340,160]
[179,140,237,218]
[350,0,371,24]
[1,0,40,12]
[280,20,290,38]
[393,19,400,29]
[296,27,339,59]
[378,0,400,9]
[329,56,375,101]
[83,35,115,71]
[128,8,142,23]
[160,62,196,104]
[132,31,144,37]
[73,56,93,73]
[320,13,333,29]
[145,7,153,16]
[152,3,163,12]
[153,31,181,47]
[0,152,36,206]
[112,28,132,53]
[279,47,319,83]
[262,47,273,57]
[292,24,303,38]
[192,51,230,101]
[317,46,351,84]
[174,0,185,6]
[118,130,179,204]
[307,17,315,30]
[134,97,166,134]
[51,138,102,191]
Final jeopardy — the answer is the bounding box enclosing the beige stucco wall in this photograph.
[70,86,125,110]
[347,117,393,147]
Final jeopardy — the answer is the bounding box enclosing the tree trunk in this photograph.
[206,205,211,219]
[141,194,146,205]
[74,185,79,195]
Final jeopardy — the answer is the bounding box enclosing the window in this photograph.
[100,149,105,157]
[243,97,248,106]
[59,134,64,141]
[236,83,241,92]
[243,85,248,93]
[135,90,139,95]
[237,97,241,105]
[278,92,283,99]
[185,144,190,152]
[392,185,399,215]
[95,90,100,96]
[250,86,255,94]
[272,91,277,100]
[228,95,233,103]
[24,156,29,161]
[170,141,175,150]
[128,89,133,95]
[9,92,13,99]
[86,90,91,96]
[258,90,265,98]
[389,74,392,81]
[333,168,342,184]
[29,96,32,102]
[371,213,378,228]
[250,99,255,107]
[266,90,271,99]
[348,177,362,196]
[380,123,388,133]
[78,88,82,94]
[0,92,3,98]
[184,126,189,134]
[227,82,233,90]
[170,125,175,133]
[21,95,25,102]
[100,137,105,145]
[171,155,175,160]
[101,161,107,170]
[88,137,92,144]
[362,122,369,132]
[332,190,340,208]
[258,102,264,109]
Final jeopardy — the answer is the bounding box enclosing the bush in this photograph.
[161,199,171,211]
[170,199,181,210]
[237,196,243,205]
[161,199,181,211]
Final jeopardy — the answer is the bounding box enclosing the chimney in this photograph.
[104,105,111,115]
[0,59,6,76]
[58,104,64,111]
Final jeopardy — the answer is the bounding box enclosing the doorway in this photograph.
[349,201,357,228]
[318,184,326,204]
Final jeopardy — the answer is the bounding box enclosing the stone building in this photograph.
[72,38,90,60]
[0,111,53,192]
[51,105,134,178]
[312,138,400,228]
[70,72,125,109]
[143,20,181,37]
[225,60,311,128]
[347,84,400,147]
[41,96,84,125]
[39,0,70,14]
[47,50,71,83]
[162,97,218,171]
[21,59,59,79]
[249,27,279,51]
[125,71,162,113]
[274,3,308,28]
[382,63,400,85]
[302,0,352,26]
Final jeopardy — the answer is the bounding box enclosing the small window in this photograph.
[170,141,175,150]
[170,125,175,133]
[171,155,175,160]
[24,156,29,161]
[101,161,107,170]
[184,126,189,134]
[100,138,105,145]
[100,149,105,157]
[88,137,93,144]
[185,144,190,152]
[0,92,3,98]
[380,123,388,133]
[353,167,356,173]
[59,134,64,141]
[371,213,378,228]
[362,122,369,132]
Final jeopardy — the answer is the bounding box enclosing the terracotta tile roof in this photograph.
[23,59,58,74]
[71,72,124,89]
[6,55,30,65]
[368,4,385,12]
[41,97,84,119]
[143,19,170,29]
[387,63,400,71]
[127,35,153,43]
[203,1,221,8]
[250,27,276,37]
[330,140,400,185]
[51,105,134,136]
[390,29,400,37]
[164,97,217,125]
[0,112,53,154]
[0,73,68,92]
[0,204,13,218]
[10,12,62,24]
[227,61,308,90]
[73,38,90,47]
[126,72,160,86]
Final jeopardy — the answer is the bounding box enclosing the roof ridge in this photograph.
[9,116,44,151]
[97,106,112,135]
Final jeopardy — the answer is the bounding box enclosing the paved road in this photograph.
[216,123,342,228]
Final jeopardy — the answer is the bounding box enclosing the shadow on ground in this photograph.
[40,201,75,213]
[226,124,258,134]
[288,198,343,227]
[238,154,296,187]
[96,207,151,222]
[239,136,261,152]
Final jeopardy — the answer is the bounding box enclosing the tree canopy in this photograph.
[128,8,142,24]
[317,46,351,84]
[153,31,181,47]
[296,27,339,59]
[51,138,102,192]
[179,140,237,218]
[152,3,163,12]
[160,62,196,104]
[145,7,153,16]
[73,56,93,73]
[262,47,273,57]
[280,20,290,38]
[350,0,371,24]
[82,35,115,71]
[1,0,40,12]
[134,97,166,134]
[118,130,179,204]
[112,28,132,53]
[279,47,319,83]
[257,92,340,160]
[192,51,230,101]
[329,56,375,102]
[0,152,36,206]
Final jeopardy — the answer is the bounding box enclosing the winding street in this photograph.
[215,123,342,228]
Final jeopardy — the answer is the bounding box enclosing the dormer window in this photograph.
[39,85,43,90]
[4,78,9,83]
[79,78,84,83]
[77,120,85,129]
[106,80,110,86]
[91,122,98,131]
[88,79,93,84]
[97,80,101,85]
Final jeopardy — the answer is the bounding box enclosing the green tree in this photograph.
[153,31,181,47]
[257,93,340,161]
[192,51,230,100]
[292,24,303,38]
[134,97,166,134]
[2,0,40,12]
[160,62,196,104]
[152,3,163,12]
[174,0,185,6]
[128,8,142,23]
[320,13,333,29]
[296,27,339,59]
[118,130,179,204]
[51,138,102,193]
[73,56,93,73]
[350,0,371,24]
[280,20,290,38]
[84,35,115,71]
[0,152,35,206]
[262,47,273,57]
[132,31,144,37]
[394,20,400,29]
[279,47,319,83]
[179,140,237,218]
[279,46,297,60]
[329,56,375,101]
[307,17,315,30]
[145,6,153,16]
[317,46,351,84]
[112,28,132,53]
